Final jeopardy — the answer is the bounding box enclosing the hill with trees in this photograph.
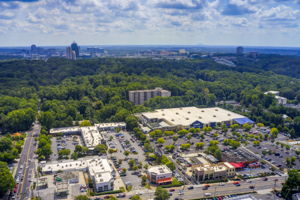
[0,56,300,137]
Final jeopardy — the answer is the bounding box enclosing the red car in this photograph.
[13,184,18,193]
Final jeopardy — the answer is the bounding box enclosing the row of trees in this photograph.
[36,133,52,160]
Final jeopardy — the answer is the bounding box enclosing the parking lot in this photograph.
[50,135,84,161]
[102,131,147,190]
[246,139,300,170]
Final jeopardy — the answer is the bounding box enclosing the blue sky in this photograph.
[1,0,300,46]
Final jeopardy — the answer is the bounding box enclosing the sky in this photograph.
[1,0,300,47]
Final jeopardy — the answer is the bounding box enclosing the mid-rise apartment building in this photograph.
[129,87,171,105]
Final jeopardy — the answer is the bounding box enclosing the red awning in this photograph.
[229,162,245,168]
[156,177,172,184]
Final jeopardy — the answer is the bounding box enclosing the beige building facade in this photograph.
[193,162,235,182]
[129,87,171,105]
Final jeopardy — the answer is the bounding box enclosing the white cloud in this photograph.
[0,0,300,46]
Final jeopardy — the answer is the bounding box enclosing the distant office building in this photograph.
[248,51,258,58]
[66,46,76,60]
[178,49,187,54]
[87,47,104,54]
[71,41,80,57]
[129,87,171,105]
[31,44,37,54]
[236,46,244,55]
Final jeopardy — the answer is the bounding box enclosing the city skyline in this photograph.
[1,0,300,47]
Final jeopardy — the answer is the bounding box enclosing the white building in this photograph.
[49,122,126,149]
[81,126,103,149]
[264,91,287,105]
[42,157,114,192]
[147,165,172,185]
[137,107,251,130]
[95,122,126,131]
[264,91,280,96]
[49,126,81,135]
[275,96,287,105]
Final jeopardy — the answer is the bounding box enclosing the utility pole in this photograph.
[273,179,278,200]
[214,184,217,198]
[273,179,278,192]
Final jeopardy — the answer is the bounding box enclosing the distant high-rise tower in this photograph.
[236,46,244,55]
[71,41,80,57]
[31,44,37,54]
[66,46,76,60]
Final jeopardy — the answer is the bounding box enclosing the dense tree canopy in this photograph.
[0,57,300,137]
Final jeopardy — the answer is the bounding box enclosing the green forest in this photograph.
[1,56,300,138]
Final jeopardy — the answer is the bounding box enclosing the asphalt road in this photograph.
[15,122,40,200]
[127,175,286,200]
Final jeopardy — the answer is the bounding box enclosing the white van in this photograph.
[204,193,212,196]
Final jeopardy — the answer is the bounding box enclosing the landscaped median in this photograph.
[160,178,184,188]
